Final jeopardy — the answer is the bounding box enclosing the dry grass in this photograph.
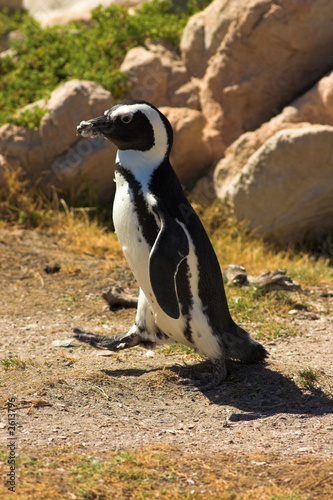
[0,164,43,227]
[53,199,124,262]
[0,445,332,499]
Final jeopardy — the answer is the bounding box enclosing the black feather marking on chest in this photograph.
[114,162,159,248]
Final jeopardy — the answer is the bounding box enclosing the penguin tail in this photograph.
[224,323,268,364]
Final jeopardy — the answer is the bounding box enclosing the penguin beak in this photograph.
[76,115,114,138]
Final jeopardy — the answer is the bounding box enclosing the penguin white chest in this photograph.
[112,170,156,292]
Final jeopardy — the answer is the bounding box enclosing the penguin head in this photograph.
[77,100,173,163]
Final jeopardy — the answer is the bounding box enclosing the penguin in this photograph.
[75,100,268,390]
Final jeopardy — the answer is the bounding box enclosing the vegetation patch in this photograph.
[225,288,301,340]
[298,368,320,390]
[7,104,47,129]
[0,7,28,37]
[0,445,332,499]
[0,356,35,370]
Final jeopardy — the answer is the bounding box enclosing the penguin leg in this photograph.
[73,291,159,351]
[181,357,227,391]
[72,327,154,351]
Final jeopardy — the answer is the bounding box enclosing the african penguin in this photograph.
[75,100,268,390]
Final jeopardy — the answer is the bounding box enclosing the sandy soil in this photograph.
[0,227,332,461]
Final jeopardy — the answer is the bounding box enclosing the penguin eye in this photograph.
[121,114,133,124]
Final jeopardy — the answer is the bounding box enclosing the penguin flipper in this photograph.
[149,217,189,319]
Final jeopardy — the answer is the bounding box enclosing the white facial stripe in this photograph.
[110,103,158,122]
[111,103,169,175]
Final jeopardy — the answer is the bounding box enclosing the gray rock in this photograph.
[222,264,248,286]
[221,126,333,244]
[120,42,200,110]
[47,136,117,204]
[40,80,113,164]
[194,0,333,157]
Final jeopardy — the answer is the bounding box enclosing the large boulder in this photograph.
[0,123,43,175]
[278,70,333,127]
[120,42,200,110]
[214,70,333,196]
[48,137,117,204]
[0,80,115,203]
[184,0,333,157]
[40,79,113,164]
[180,0,242,78]
[219,125,333,244]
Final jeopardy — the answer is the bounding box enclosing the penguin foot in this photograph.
[181,374,224,392]
[179,375,212,392]
[73,328,142,351]
[180,358,227,391]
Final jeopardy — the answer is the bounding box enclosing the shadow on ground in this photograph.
[102,359,333,420]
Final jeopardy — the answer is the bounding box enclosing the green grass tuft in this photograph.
[0,356,34,370]
[225,287,306,340]
[1,356,20,369]
[298,368,320,389]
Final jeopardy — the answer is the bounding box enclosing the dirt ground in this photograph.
[0,227,332,494]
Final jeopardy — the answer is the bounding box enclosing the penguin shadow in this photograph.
[181,359,333,421]
[102,361,333,421]
[102,360,332,421]
[102,367,161,378]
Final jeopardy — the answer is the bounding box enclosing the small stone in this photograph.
[52,338,75,347]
